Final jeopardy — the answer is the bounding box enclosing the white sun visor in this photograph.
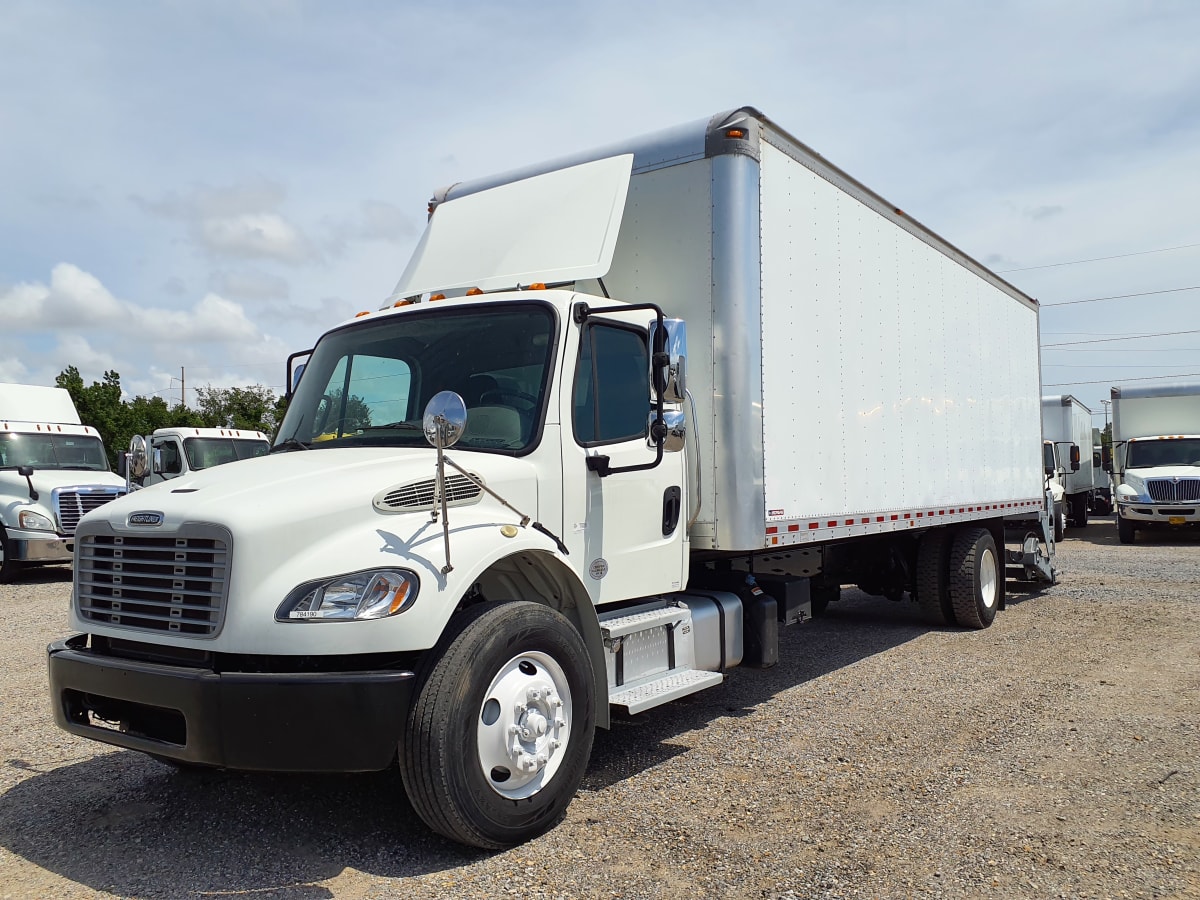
[386,154,633,302]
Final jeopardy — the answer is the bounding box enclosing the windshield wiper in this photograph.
[355,421,423,432]
[271,437,311,453]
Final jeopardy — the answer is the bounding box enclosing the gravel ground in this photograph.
[1,517,1197,899]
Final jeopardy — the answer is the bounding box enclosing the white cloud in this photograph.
[198,212,316,263]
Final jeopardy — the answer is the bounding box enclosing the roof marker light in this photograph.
[466,287,484,296]
[726,128,747,139]
[355,311,371,318]
[528,282,546,290]
[429,293,446,301]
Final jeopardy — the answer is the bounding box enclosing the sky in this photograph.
[2,1,1199,438]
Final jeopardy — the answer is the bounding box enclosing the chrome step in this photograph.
[610,668,724,714]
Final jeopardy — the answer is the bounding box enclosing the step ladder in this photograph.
[599,602,724,714]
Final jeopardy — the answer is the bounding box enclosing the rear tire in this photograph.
[402,601,595,849]
[1117,515,1136,544]
[1071,495,1088,528]
[948,528,1000,629]
[915,529,955,625]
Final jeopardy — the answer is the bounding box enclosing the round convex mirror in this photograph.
[423,391,467,448]
[128,434,149,478]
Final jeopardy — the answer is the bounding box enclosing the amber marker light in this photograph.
[355,311,371,317]
[528,282,547,290]
[429,293,446,301]
[466,287,484,296]
[725,128,747,139]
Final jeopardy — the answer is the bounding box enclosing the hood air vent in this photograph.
[374,473,484,513]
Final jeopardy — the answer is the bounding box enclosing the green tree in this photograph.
[194,384,281,434]
[56,367,129,468]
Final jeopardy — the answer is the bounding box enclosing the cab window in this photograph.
[574,323,649,445]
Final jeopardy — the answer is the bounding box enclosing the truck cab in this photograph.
[128,427,270,488]
[1112,435,1200,543]
[0,384,126,581]
[1043,439,1068,541]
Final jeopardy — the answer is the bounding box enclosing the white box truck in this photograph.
[1108,381,1200,543]
[0,383,126,581]
[1041,394,1093,526]
[122,426,270,490]
[48,107,1057,848]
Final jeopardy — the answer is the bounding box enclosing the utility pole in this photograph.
[181,367,185,409]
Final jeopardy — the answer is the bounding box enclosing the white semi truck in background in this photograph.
[1041,394,1093,527]
[1108,381,1200,544]
[0,384,126,581]
[48,107,1057,849]
[123,427,270,489]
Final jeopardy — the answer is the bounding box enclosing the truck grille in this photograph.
[1146,478,1200,503]
[76,527,231,637]
[53,487,126,536]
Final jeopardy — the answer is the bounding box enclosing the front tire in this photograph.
[0,529,22,584]
[1117,515,1136,544]
[948,528,1000,629]
[1053,502,1066,542]
[402,601,595,849]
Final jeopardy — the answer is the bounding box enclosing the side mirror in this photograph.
[151,447,164,475]
[116,454,127,477]
[1044,464,1056,478]
[17,465,39,501]
[648,409,687,452]
[650,318,687,403]
[423,391,467,448]
[128,435,149,479]
[1069,445,1081,472]
[1102,445,1113,473]
[286,349,312,400]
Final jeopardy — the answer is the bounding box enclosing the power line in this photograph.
[1041,328,1200,348]
[998,242,1200,273]
[1045,372,1200,386]
[1041,285,1200,307]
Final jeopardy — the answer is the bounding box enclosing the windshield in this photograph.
[1126,437,1200,469]
[277,302,557,454]
[0,432,110,471]
[183,437,270,470]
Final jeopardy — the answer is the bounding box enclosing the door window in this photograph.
[573,323,649,445]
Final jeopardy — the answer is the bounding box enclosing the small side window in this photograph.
[159,441,183,475]
[573,323,649,445]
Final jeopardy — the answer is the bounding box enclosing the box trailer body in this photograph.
[1041,394,1094,526]
[48,107,1056,848]
[123,426,271,489]
[1110,381,1200,543]
[0,384,126,581]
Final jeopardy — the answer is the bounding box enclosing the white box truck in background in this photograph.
[49,107,1057,848]
[123,427,270,490]
[0,384,126,581]
[1041,394,1093,527]
[1109,381,1200,543]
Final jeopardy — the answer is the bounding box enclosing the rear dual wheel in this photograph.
[915,527,999,630]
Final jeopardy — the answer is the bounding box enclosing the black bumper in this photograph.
[48,634,415,772]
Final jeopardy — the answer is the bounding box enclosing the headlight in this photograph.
[276,569,419,622]
[18,510,55,532]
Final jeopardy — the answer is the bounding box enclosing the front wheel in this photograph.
[1053,502,1066,542]
[0,529,22,584]
[402,601,595,849]
[1117,515,1136,544]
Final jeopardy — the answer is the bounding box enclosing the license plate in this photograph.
[1169,516,1186,525]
